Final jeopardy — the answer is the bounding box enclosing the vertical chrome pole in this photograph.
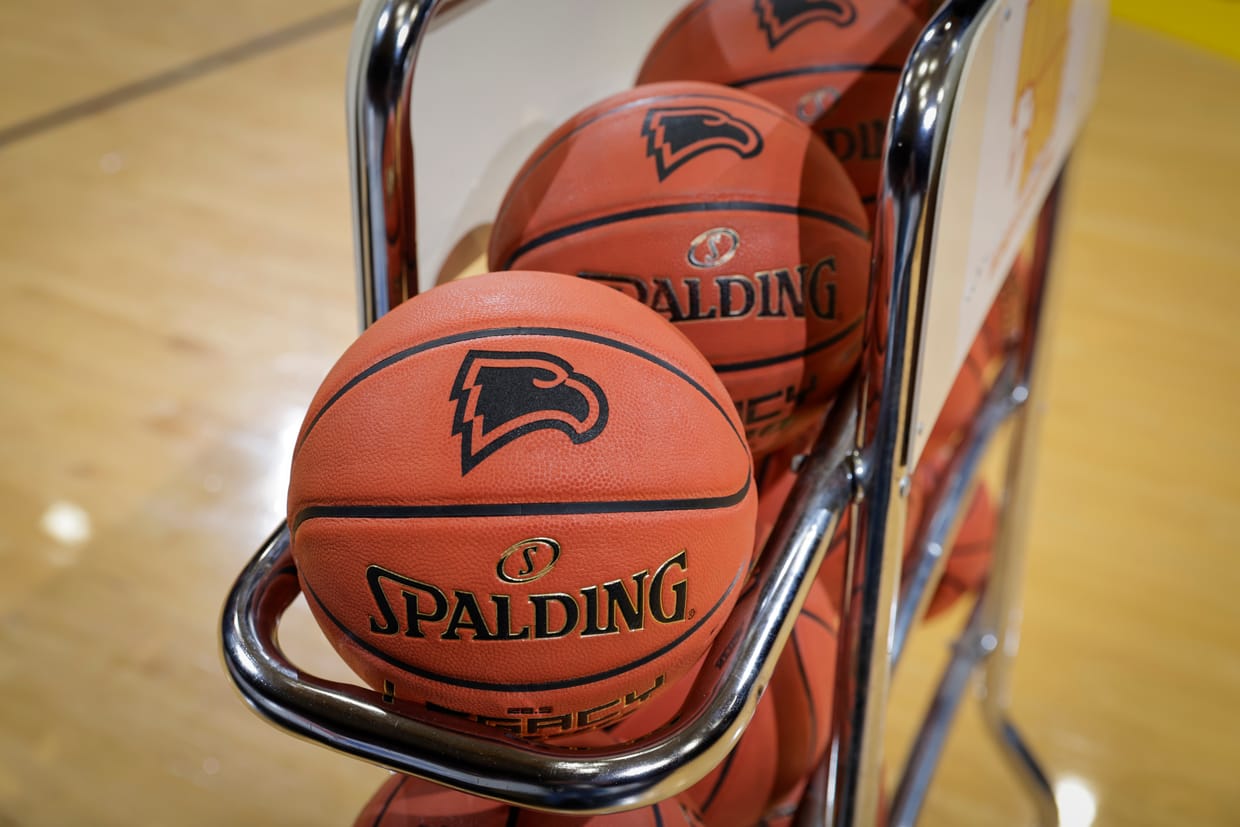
[890,361,1018,670]
[829,194,917,827]
[347,0,428,329]
[976,175,1069,827]
[888,598,988,827]
[346,0,477,329]
[824,4,988,825]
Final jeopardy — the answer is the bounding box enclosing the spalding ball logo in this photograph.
[796,86,841,123]
[497,538,561,584]
[754,0,857,48]
[450,350,608,474]
[642,105,764,181]
[687,227,741,269]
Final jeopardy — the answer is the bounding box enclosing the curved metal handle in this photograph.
[222,384,859,813]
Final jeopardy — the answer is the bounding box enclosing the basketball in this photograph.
[353,774,516,826]
[527,798,705,827]
[754,453,802,560]
[759,776,888,826]
[767,578,839,803]
[903,0,938,23]
[752,412,821,558]
[983,240,1036,353]
[754,428,927,612]
[353,772,704,827]
[757,779,805,827]
[686,695,779,827]
[636,0,921,220]
[758,772,888,826]
[608,653,780,827]
[288,271,757,738]
[488,81,871,457]
[923,483,997,619]
[923,332,993,458]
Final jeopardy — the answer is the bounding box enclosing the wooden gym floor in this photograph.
[2,4,1238,825]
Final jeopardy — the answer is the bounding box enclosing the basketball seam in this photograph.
[502,201,868,271]
[289,469,751,534]
[939,572,968,591]
[299,567,742,693]
[294,325,746,461]
[756,452,775,487]
[788,632,819,768]
[641,0,712,68]
[951,539,991,558]
[699,744,740,812]
[729,63,905,90]
[799,607,838,639]
[371,775,408,827]
[711,315,862,373]
[492,88,811,238]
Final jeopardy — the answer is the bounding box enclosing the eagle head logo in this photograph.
[753,0,857,48]
[641,105,764,181]
[449,350,608,475]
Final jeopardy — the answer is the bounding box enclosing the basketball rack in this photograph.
[220,1,1109,824]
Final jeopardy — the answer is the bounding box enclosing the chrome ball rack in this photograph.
[221,1,1109,823]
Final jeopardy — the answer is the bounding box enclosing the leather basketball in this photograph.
[353,773,705,827]
[608,653,780,827]
[767,579,839,803]
[289,271,756,738]
[488,81,870,457]
[637,0,920,220]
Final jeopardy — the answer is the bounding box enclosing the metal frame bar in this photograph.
[822,3,992,823]
[976,175,1069,827]
[221,361,861,813]
[220,0,1083,823]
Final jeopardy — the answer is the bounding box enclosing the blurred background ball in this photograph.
[637,0,920,221]
[489,81,871,458]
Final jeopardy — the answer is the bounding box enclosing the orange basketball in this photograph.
[488,82,870,457]
[353,774,517,826]
[902,0,938,23]
[768,578,839,803]
[752,412,822,558]
[756,779,805,827]
[758,773,888,826]
[528,798,705,827]
[754,434,926,611]
[983,242,1035,353]
[289,271,756,738]
[353,773,704,827]
[923,483,996,619]
[810,499,928,611]
[757,766,888,826]
[609,652,780,827]
[923,331,993,459]
[637,0,920,220]
[754,454,802,560]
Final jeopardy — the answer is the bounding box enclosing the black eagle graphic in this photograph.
[753,0,857,48]
[641,105,764,181]
[449,350,608,475]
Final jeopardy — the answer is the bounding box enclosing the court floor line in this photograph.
[0,4,355,149]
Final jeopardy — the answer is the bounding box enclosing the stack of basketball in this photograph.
[284,1,1024,823]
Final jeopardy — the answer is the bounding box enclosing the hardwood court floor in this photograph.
[1,6,1237,826]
